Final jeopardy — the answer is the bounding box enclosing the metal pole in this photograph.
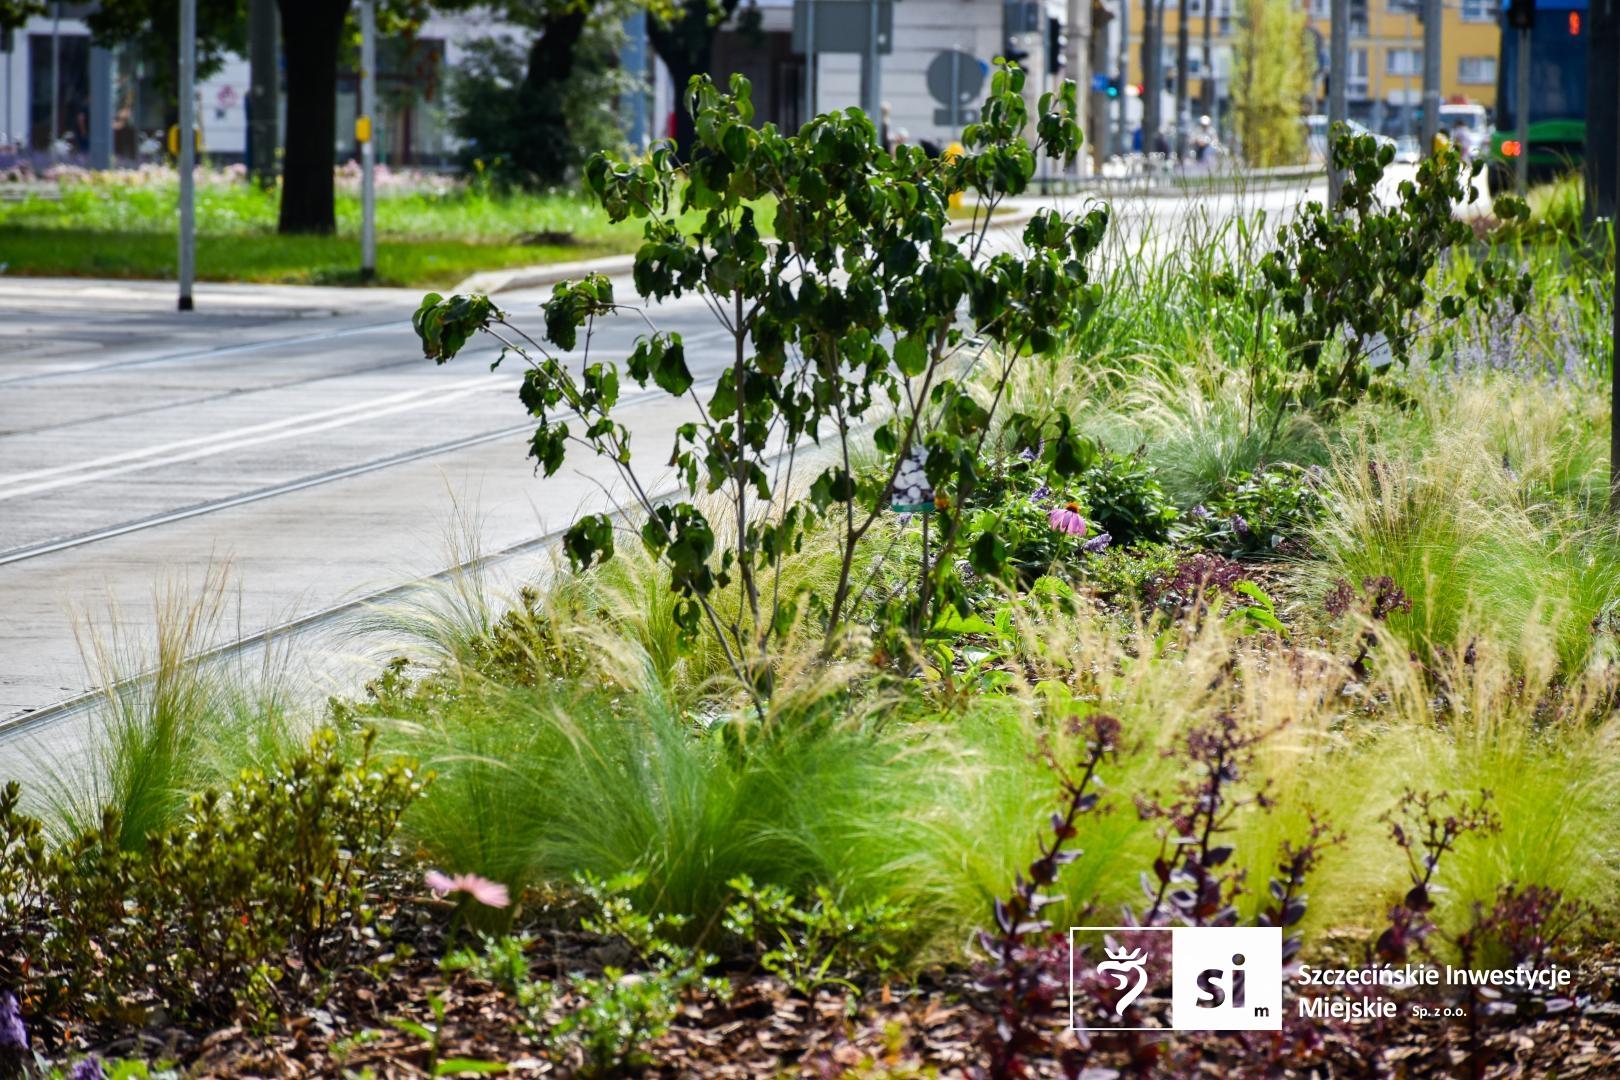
[950,44,959,129]
[7,39,15,153]
[1174,0,1189,160]
[622,10,647,149]
[1611,58,1620,512]
[89,45,111,168]
[178,0,195,311]
[1199,0,1213,127]
[1117,0,1129,156]
[1329,0,1348,204]
[50,2,60,153]
[804,0,816,125]
[1514,25,1530,193]
[359,0,377,282]
[1420,0,1440,153]
[860,0,881,121]
[1142,0,1161,153]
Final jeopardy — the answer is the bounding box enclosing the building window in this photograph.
[1387,47,1421,75]
[1309,0,1329,18]
[1460,0,1494,20]
[1458,56,1497,84]
[1348,47,1369,95]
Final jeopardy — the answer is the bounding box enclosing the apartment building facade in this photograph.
[1126,0,1504,137]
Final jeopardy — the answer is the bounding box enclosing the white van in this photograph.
[1438,103,1491,159]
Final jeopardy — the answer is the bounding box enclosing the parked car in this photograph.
[1305,115,1398,162]
[1394,134,1421,164]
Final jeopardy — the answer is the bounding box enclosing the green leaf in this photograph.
[894,334,927,377]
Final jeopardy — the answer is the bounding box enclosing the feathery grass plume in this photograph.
[41,565,305,849]
[1303,375,1620,671]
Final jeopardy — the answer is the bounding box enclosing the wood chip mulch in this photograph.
[165,942,1620,1079]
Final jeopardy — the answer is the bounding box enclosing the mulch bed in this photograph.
[157,937,1620,1078]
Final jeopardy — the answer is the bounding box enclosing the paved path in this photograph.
[0,276,724,781]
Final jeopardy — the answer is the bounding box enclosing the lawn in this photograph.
[0,166,1003,287]
[0,170,647,286]
[4,97,1619,1079]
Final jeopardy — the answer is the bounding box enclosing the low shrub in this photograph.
[1074,450,1180,546]
[1182,461,1326,556]
[722,875,912,995]
[2,731,423,1029]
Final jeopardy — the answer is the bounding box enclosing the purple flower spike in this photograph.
[1048,503,1087,536]
[69,1057,106,1080]
[1230,513,1252,537]
[1191,504,1212,521]
[1029,484,1052,503]
[0,992,26,1052]
[1083,531,1112,554]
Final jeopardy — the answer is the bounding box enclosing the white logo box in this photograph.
[1069,925,1283,1032]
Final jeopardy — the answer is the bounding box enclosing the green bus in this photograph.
[1487,0,1588,192]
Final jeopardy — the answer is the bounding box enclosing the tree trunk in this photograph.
[276,0,350,234]
[648,0,735,158]
[499,8,588,186]
[526,9,587,88]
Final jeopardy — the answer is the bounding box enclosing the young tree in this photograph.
[1229,0,1309,167]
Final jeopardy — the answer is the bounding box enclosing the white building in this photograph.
[0,6,511,167]
[1,0,1120,170]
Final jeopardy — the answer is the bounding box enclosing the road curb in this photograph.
[453,208,1036,297]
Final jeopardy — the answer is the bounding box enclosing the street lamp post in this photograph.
[359,0,377,283]
[1420,0,1440,152]
[1329,0,1348,205]
[1514,23,1531,192]
[178,0,196,311]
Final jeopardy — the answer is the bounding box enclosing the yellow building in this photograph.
[1127,0,1503,135]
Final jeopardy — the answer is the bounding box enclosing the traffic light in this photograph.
[1506,0,1534,30]
[1105,77,1122,98]
[1047,16,1066,73]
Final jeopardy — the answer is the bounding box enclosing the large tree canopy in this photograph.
[0,0,44,34]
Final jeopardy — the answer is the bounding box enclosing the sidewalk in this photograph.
[450,204,1042,296]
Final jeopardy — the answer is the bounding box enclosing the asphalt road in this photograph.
[0,175,1365,784]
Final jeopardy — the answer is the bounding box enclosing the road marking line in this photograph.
[0,375,514,502]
